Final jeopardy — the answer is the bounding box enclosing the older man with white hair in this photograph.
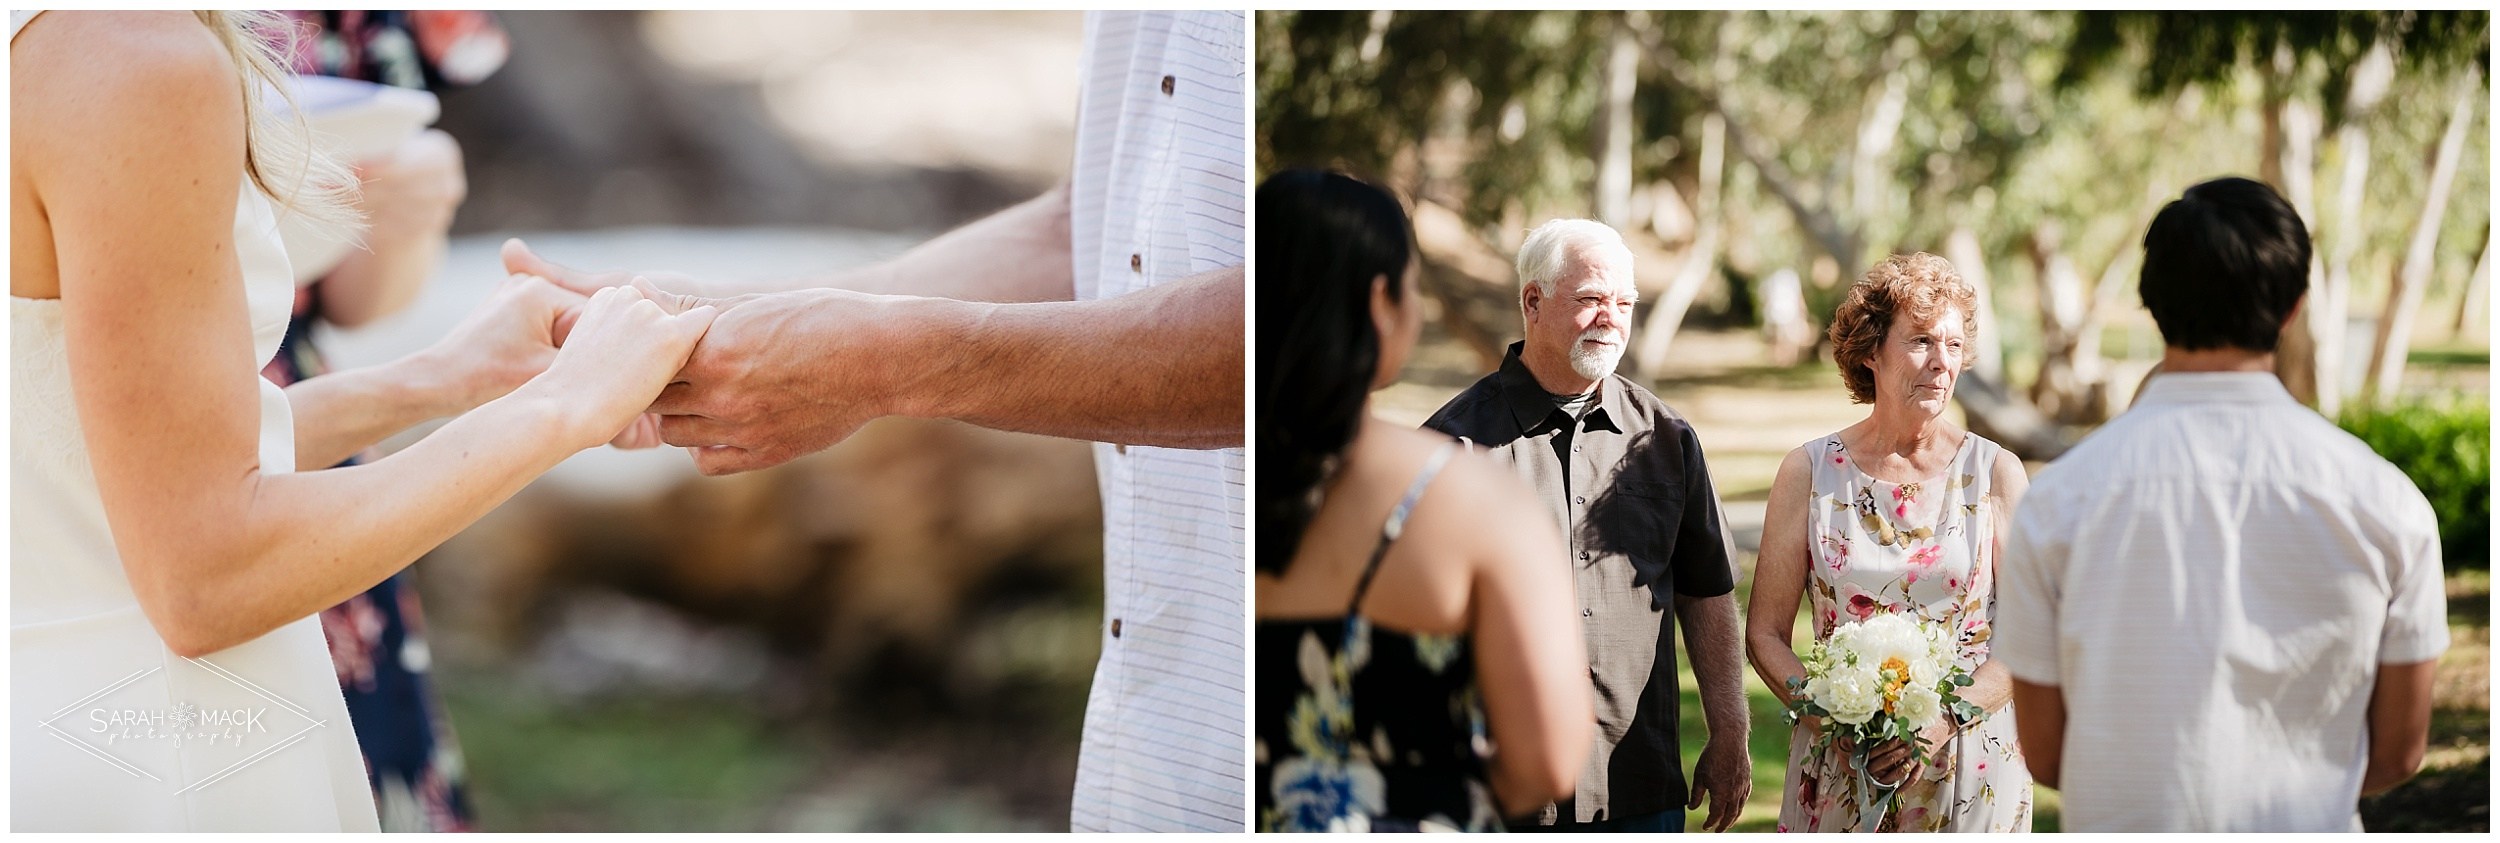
[1424,219,1752,833]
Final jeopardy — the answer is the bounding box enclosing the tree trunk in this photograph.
[1592,13,1639,231]
[2365,66,2481,403]
[1410,199,1529,373]
[1632,112,1725,375]
[1631,28,1861,271]
[2452,231,2489,340]
[1943,227,2003,380]
[2261,38,2331,410]
[2028,225,2110,425]
[1957,371,2071,462]
[1851,69,1908,224]
[2283,96,2331,415]
[2313,43,2392,418]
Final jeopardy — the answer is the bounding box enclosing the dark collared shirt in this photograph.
[1423,342,1737,824]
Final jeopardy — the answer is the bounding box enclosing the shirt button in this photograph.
[1130,253,1143,273]
[1574,445,1583,453]
[1160,74,1176,96]
[1573,495,1586,505]
[1580,551,1591,561]
[1582,608,1593,618]
[1114,443,1128,455]
[1110,618,1123,638]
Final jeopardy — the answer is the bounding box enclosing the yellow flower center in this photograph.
[1881,657,1911,707]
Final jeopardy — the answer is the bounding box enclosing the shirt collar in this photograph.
[1495,341,1629,436]
[2134,370,2299,409]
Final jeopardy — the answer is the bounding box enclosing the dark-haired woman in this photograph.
[1255,169,1591,832]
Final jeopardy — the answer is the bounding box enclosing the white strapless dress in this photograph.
[11,13,379,828]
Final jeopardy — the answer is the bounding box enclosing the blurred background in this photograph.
[318,11,1101,831]
[1259,10,2488,832]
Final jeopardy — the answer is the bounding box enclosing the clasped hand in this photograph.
[1837,718,1956,789]
[420,266,715,452]
[501,238,901,475]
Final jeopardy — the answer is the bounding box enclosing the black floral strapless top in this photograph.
[1256,443,1502,832]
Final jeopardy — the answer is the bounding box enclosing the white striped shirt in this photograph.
[1065,10,1247,833]
[1996,372,2449,831]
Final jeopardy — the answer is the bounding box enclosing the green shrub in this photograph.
[2339,399,2490,571]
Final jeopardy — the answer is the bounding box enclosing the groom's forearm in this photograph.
[689,184,1078,305]
[841,182,1075,303]
[2010,678,2065,788]
[882,264,1244,449]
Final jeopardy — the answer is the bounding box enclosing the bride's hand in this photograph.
[525,284,719,450]
[417,274,588,413]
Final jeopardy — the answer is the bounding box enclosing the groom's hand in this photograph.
[629,284,907,475]
[506,240,725,449]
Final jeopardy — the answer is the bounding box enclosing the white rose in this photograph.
[1907,653,1943,688]
[1819,665,1884,726]
[1894,684,1943,729]
[1849,613,1930,675]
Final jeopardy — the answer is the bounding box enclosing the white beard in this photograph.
[1568,328,1625,381]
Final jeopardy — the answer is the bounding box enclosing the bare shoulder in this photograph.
[1387,428,1556,562]
[1771,442,1816,497]
[1988,443,2031,498]
[17,11,232,89]
[17,12,244,201]
[15,12,239,140]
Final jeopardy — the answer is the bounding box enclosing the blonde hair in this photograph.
[194,11,361,231]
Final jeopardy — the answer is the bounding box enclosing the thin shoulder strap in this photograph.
[1348,440,1459,616]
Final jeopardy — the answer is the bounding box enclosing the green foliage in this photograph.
[2063,12,2489,117]
[2339,399,2491,569]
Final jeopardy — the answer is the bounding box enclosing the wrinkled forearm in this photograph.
[1678,592,1751,740]
[884,265,1245,448]
[690,184,1076,304]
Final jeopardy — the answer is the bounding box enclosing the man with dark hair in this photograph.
[1996,177,2446,831]
[2135,176,2314,352]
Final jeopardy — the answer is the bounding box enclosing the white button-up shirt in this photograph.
[1996,372,2449,832]
[1064,10,1246,832]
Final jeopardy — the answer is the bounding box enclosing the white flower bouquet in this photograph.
[1782,611,1980,830]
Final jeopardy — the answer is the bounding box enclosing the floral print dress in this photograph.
[1776,432,2032,833]
[1256,443,1503,832]
[261,11,507,832]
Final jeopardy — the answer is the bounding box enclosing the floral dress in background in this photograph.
[1775,432,2033,833]
[1256,442,1502,832]
[265,10,508,832]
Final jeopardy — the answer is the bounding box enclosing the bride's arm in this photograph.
[284,273,585,470]
[22,12,714,657]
